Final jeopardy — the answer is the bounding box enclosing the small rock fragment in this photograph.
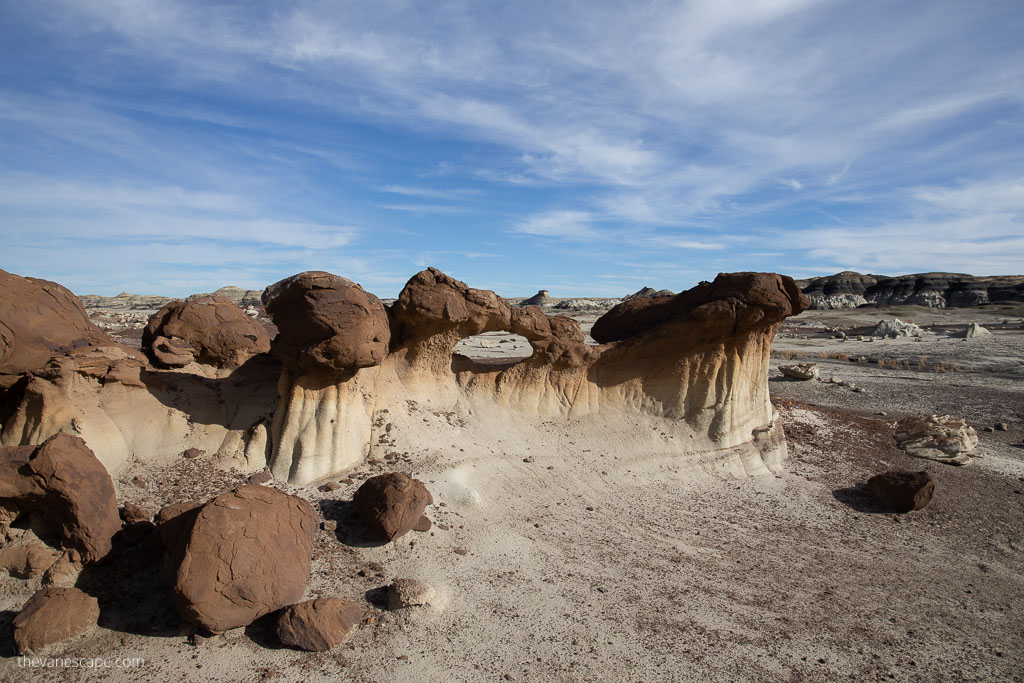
[275,598,363,651]
[780,363,819,380]
[387,578,437,610]
[248,471,273,485]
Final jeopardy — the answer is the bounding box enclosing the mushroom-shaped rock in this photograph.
[867,470,935,512]
[172,485,318,632]
[262,271,390,374]
[0,268,121,388]
[390,268,511,344]
[143,295,270,369]
[591,272,808,345]
[353,472,433,542]
[0,433,121,563]
[275,598,363,651]
[13,587,100,654]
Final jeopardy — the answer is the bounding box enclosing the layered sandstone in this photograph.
[1,267,806,487]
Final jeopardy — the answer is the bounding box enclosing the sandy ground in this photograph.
[2,303,1022,681]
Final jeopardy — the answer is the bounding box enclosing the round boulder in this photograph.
[13,587,100,654]
[0,269,119,388]
[0,433,121,563]
[143,295,270,369]
[353,472,433,542]
[262,271,390,375]
[172,485,318,633]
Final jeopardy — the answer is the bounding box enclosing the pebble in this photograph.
[319,481,342,492]
[995,422,1009,431]
[321,520,337,531]
[454,547,469,556]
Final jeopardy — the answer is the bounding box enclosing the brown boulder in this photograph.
[591,272,808,345]
[866,470,935,512]
[275,598,363,651]
[0,269,121,388]
[390,268,511,344]
[511,307,595,367]
[262,271,390,374]
[0,433,121,562]
[353,473,433,542]
[172,485,318,632]
[142,295,270,369]
[13,587,100,654]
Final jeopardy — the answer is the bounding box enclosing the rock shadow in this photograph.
[832,485,896,514]
[139,353,282,431]
[73,535,180,638]
[364,586,389,610]
[0,609,17,659]
[316,499,388,548]
[243,612,285,650]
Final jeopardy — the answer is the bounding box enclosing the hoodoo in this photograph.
[0,267,806,486]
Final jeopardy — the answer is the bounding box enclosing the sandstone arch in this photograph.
[0,267,807,486]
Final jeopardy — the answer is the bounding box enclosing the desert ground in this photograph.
[2,293,1022,682]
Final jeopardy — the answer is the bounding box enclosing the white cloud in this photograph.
[512,210,597,239]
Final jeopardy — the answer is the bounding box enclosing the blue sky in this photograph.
[1,0,1022,298]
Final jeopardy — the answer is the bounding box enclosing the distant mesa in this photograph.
[797,271,1024,309]
[520,289,551,306]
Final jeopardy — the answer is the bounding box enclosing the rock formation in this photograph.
[797,271,1024,309]
[169,485,318,632]
[143,295,270,369]
[0,269,122,389]
[262,271,390,375]
[961,322,991,338]
[779,363,819,381]
[873,318,924,338]
[895,415,978,465]
[2,266,806,487]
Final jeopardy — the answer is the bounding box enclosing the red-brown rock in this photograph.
[0,269,121,388]
[143,295,270,369]
[353,472,433,542]
[511,307,595,367]
[172,485,318,632]
[0,433,121,562]
[390,268,511,344]
[12,587,100,654]
[867,470,935,512]
[591,272,808,345]
[262,271,390,374]
[275,598,363,651]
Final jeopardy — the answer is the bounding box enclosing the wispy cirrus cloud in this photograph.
[1,0,1022,297]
